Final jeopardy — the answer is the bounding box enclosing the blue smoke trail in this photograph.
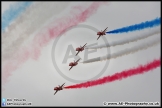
[106,17,161,34]
[2,2,33,32]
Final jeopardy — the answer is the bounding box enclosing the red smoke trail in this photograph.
[2,2,106,86]
[32,2,106,55]
[64,58,160,89]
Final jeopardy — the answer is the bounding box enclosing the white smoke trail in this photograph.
[82,34,160,63]
[86,27,160,49]
[2,2,70,61]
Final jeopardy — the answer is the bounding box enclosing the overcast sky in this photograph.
[2,2,160,106]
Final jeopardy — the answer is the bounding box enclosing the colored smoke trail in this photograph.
[2,2,106,86]
[64,58,160,89]
[2,2,70,62]
[86,27,160,49]
[82,34,160,63]
[32,2,107,49]
[106,17,161,34]
[2,2,32,31]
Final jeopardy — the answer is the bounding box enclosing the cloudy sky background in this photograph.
[2,2,160,106]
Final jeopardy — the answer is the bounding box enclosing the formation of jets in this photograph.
[54,27,108,95]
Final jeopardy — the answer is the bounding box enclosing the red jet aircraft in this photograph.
[75,43,87,56]
[54,83,65,95]
[97,27,108,40]
[69,58,81,70]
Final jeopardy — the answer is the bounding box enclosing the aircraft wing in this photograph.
[82,43,87,48]
[69,66,73,70]
[97,35,101,40]
[75,51,80,56]
[61,83,65,88]
[103,27,108,32]
[76,58,81,63]
[54,90,58,95]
